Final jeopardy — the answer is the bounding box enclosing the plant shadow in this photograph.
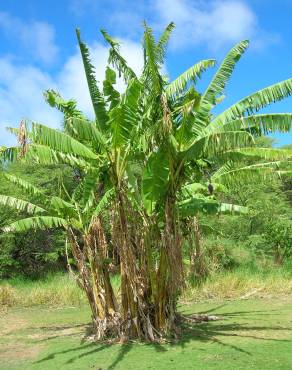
[33,306,292,369]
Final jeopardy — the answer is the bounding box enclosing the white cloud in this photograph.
[68,0,277,52]
[0,40,144,146]
[0,57,62,147]
[0,12,58,64]
[153,0,262,51]
[23,22,58,65]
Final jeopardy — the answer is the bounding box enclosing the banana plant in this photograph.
[0,169,119,338]
[138,33,292,329]
[1,23,292,341]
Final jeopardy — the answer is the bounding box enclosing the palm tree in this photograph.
[1,23,292,340]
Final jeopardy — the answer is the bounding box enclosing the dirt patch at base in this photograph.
[0,313,28,336]
[28,324,88,341]
[0,311,44,365]
[0,342,43,365]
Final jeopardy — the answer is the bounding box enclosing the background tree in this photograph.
[0,162,75,278]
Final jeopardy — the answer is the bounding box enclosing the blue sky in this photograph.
[0,0,291,147]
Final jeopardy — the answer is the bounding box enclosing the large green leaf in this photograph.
[66,117,107,150]
[142,22,165,102]
[156,22,175,64]
[180,182,208,198]
[212,160,292,184]
[142,148,169,214]
[76,29,109,130]
[91,188,114,218]
[32,123,97,160]
[1,144,90,169]
[205,113,292,135]
[125,163,143,208]
[26,144,90,169]
[3,216,69,233]
[44,89,84,119]
[0,195,47,215]
[182,131,254,160]
[178,196,219,217]
[178,195,248,218]
[166,59,216,97]
[88,188,115,230]
[50,196,77,218]
[103,67,120,110]
[213,78,292,125]
[201,41,249,107]
[110,78,142,147]
[219,203,248,214]
[194,41,249,129]
[216,147,292,164]
[4,173,44,197]
[0,146,20,163]
[101,29,136,83]
[82,168,100,213]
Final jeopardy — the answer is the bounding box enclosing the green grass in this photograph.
[1,265,292,308]
[0,273,87,307]
[1,266,292,369]
[0,273,121,308]
[1,297,292,369]
[183,263,292,302]
[1,265,292,368]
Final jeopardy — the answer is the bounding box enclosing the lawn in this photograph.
[1,296,292,369]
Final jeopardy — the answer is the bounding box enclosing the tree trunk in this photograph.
[67,221,119,340]
[274,245,284,265]
[189,216,206,279]
[113,190,158,341]
[155,195,184,333]
[68,189,185,341]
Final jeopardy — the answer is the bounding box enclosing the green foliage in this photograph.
[0,195,47,215]
[103,67,120,109]
[44,89,84,120]
[3,216,68,233]
[101,29,136,83]
[1,24,292,341]
[0,162,75,278]
[4,173,44,197]
[204,175,292,265]
[76,29,109,130]
[110,78,142,147]
[213,78,292,125]
[199,41,249,114]
[90,188,115,220]
[32,123,98,160]
[166,59,216,97]
[142,148,170,214]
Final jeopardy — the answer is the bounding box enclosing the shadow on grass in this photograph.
[33,308,292,369]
